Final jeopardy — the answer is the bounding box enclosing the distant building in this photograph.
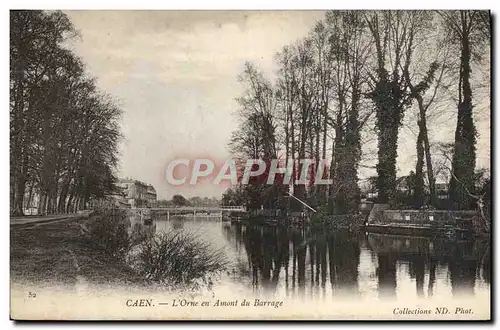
[115,178,157,208]
[145,185,157,207]
[361,175,449,201]
[435,182,449,199]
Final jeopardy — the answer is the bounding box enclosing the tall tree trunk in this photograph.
[290,108,296,186]
[313,113,321,197]
[330,104,344,213]
[66,190,74,213]
[417,100,437,207]
[294,112,307,203]
[58,183,69,213]
[414,120,425,208]
[321,103,328,202]
[341,88,362,214]
[13,146,30,216]
[328,139,335,204]
[375,100,399,205]
[38,193,47,215]
[25,184,34,212]
[449,19,476,210]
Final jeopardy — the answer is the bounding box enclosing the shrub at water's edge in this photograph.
[131,230,227,288]
[86,209,131,259]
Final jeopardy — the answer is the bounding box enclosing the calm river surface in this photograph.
[147,216,490,301]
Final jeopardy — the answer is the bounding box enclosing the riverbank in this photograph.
[10,211,92,226]
[10,216,148,287]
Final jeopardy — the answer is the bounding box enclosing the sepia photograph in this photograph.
[9,9,491,321]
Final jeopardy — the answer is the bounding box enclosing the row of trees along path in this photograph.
[10,11,122,216]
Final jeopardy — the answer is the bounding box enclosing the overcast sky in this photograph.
[65,10,490,200]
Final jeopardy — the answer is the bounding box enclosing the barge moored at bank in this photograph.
[364,205,485,238]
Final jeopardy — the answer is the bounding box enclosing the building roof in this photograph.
[119,178,136,183]
[119,178,156,191]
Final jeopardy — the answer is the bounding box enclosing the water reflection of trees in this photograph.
[237,225,361,298]
[328,231,360,296]
[243,226,288,292]
[368,233,490,298]
[222,222,491,299]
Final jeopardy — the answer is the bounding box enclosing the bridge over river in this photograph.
[132,206,246,220]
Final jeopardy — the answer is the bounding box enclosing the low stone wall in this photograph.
[323,214,366,231]
[367,204,390,223]
[380,210,478,226]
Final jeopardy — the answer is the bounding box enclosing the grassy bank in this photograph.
[10,216,148,287]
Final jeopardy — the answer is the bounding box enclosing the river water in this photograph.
[142,216,490,302]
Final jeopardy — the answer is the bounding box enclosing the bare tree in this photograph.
[364,11,418,205]
[438,10,490,210]
[402,12,451,207]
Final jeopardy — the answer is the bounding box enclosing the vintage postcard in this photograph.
[10,10,491,320]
